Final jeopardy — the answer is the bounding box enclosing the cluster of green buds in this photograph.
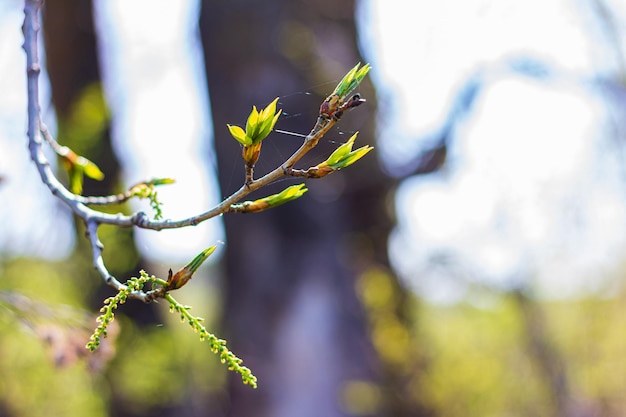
[303,132,373,178]
[319,63,371,122]
[128,177,175,220]
[227,98,282,168]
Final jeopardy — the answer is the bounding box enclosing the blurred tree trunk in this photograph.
[200,1,428,416]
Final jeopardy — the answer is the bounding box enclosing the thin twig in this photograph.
[131,117,336,230]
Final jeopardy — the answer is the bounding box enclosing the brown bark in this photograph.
[199,1,424,416]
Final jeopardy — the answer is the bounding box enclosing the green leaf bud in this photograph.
[166,246,217,290]
[230,184,308,213]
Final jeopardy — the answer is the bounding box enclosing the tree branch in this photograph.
[23,0,364,299]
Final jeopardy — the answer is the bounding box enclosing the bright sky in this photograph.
[3,1,626,301]
[360,0,626,301]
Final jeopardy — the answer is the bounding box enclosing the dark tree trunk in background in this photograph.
[42,0,118,196]
[200,1,424,416]
[42,1,98,114]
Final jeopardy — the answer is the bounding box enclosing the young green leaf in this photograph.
[227,124,249,146]
[332,63,371,100]
[166,246,217,290]
[228,97,282,147]
[230,184,308,213]
[323,132,373,170]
